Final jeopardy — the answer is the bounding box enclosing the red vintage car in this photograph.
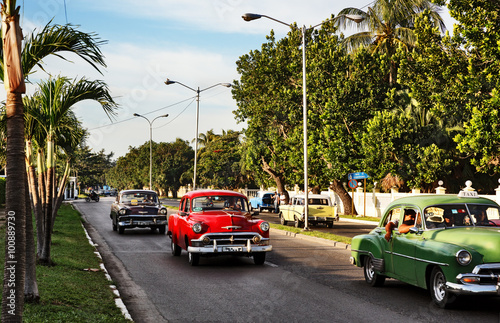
[167,190,272,266]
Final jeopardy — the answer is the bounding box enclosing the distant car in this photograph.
[350,189,500,308]
[249,191,276,213]
[279,194,337,228]
[110,189,168,234]
[167,190,272,266]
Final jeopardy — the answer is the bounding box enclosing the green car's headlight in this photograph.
[456,250,472,266]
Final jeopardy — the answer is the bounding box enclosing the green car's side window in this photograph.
[383,207,401,227]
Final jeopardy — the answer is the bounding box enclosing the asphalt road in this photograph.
[74,197,500,323]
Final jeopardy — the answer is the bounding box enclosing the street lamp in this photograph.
[164,79,231,191]
[133,113,169,190]
[242,12,363,230]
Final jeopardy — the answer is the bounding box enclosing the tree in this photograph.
[154,139,194,196]
[0,18,111,309]
[444,0,500,175]
[233,29,306,197]
[74,146,115,191]
[196,130,244,189]
[335,0,445,84]
[1,1,26,320]
[24,76,117,266]
[106,139,194,195]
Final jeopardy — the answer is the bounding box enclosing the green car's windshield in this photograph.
[424,203,500,229]
[192,195,248,212]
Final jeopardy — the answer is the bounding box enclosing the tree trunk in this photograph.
[24,170,39,303]
[51,161,69,230]
[36,150,45,258]
[330,179,357,216]
[39,140,54,265]
[39,165,54,265]
[261,157,289,204]
[1,92,27,320]
[1,4,27,318]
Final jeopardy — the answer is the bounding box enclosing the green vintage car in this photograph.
[279,194,337,228]
[350,190,500,308]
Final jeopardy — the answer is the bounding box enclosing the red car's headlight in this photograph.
[192,223,203,233]
[260,221,270,232]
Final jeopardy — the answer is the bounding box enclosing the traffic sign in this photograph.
[348,172,370,180]
[348,179,358,189]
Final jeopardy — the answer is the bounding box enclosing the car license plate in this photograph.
[137,221,149,225]
[223,246,242,252]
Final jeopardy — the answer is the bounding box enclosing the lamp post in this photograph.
[133,113,169,190]
[164,79,231,190]
[242,12,363,230]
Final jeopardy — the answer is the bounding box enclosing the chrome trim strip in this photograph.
[188,245,272,253]
[388,251,449,267]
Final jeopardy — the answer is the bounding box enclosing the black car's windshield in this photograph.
[424,203,500,229]
[192,195,248,212]
[121,192,158,205]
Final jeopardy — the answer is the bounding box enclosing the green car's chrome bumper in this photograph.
[447,263,500,296]
[446,281,499,295]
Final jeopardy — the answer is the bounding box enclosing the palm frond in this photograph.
[0,22,107,81]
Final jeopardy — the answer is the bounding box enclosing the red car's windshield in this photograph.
[192,195,248,212]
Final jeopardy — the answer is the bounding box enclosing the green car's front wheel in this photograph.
[430,267,456,308]
[363,256,385,287]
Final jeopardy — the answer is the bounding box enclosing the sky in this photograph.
[14,0,457,159]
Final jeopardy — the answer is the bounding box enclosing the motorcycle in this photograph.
[85,192,100,202]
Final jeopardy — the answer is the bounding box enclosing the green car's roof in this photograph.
[386,194,499,210]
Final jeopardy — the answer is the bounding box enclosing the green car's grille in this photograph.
[474,264,500,284]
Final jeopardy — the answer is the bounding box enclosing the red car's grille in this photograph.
[203,232,261,245]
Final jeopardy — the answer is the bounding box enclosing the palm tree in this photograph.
[1,1,27,320]
[0,14,110,314]
[335,0,445,84]
[25,76,117,266]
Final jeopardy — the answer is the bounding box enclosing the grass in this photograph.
[270,223,353,245]
[0,204,129,322]
[338,214,381,222]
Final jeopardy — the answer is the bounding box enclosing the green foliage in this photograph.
[106,139,194,195]
[154,139,194,196]
[74,146,115,190]
[233,29,304,189]
[196,130,246,189]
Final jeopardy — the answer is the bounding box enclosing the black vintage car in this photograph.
[110,189,168,234]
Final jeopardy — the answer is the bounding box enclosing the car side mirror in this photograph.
[179,211,189,217]
[409,226,420,234]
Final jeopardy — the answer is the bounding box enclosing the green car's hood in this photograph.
[426,227,500,262]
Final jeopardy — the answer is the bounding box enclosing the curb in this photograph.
[270,228,352,251]
[80,222,133,321]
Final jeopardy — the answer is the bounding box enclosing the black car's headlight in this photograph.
[159,208,167,215]
[260,221,270,232]
[456,249,472,266]
[192,223,202,233]
[119,209,127,215]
